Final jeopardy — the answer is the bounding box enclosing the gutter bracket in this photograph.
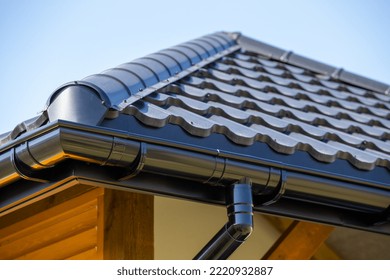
[117,142,147,181]
[10,148,51,183]
[253,169,287,206]
[193,177,254,260]
[372,205,390,226]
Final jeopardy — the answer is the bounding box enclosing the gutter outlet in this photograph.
[194,177,253,260]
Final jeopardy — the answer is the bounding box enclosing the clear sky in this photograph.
[0,0,389,133]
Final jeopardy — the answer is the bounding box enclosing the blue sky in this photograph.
[0,0,389,133]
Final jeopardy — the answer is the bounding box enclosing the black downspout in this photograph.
[193,178,254,260]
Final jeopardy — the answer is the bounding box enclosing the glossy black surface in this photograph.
[194,180,253,260]
[0,31,389,235]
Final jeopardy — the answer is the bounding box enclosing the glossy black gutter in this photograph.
[1,123,389,214]
[0,122,389,234]
[0,124,280,197]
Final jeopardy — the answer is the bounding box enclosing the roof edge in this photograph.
[235,33,390,94]
[1,121,389,234]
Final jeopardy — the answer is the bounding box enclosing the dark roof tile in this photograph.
[350,132,390,154]
[83,73,132,102]
[115,63,160,87]
[123,101,170,127]
[142,53,181,75]
[326,140,389,170]
[0,114,48,147]
[159,49,191,70]
[101,69,144,95]
[249,123,300,153]
[287,132,339,163]
[374,92,390,103]
[166,106,216,137]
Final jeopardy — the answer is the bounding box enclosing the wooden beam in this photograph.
[100,189,154,260]
[262,220,334,260]
[311,241,340,260]
[265,216,340,259]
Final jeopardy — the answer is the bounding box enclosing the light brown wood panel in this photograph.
[16,227,98,260]
[0,182,95,221]
[0,188,101,260]
[101,189,154,260]
[0,187,102,236]
[262,220,334,260]
[0,183,154,260]
[0,205,97,259]
[0,198,97,243]
[66,247,99,260]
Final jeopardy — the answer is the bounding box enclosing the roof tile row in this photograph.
[117,46,390,171]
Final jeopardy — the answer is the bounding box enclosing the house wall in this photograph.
[154,196,280,259]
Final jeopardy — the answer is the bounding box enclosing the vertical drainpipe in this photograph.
[193,177,253,260]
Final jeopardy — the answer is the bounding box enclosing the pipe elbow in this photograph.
[235,223,253,237]
[226,179,254,241]
[227,222,253,241]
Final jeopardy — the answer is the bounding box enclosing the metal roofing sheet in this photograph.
[116,47,390,171]
[1,31,389,174]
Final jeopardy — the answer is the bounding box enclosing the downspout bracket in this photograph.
[193,177,254,260]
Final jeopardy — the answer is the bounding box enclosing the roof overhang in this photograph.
[1,120,389,234]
